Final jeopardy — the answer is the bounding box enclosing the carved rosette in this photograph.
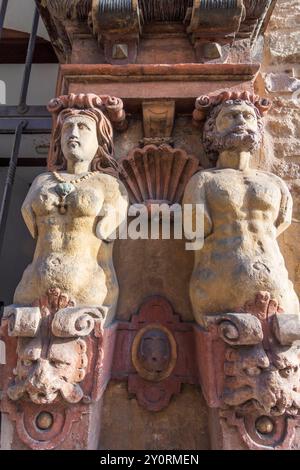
[0,288,117,450]
[195,292,300,450]
[120,145,200,211]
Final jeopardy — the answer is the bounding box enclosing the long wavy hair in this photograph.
[50,107,120,176]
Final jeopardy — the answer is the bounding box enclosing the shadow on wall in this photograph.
[0,168,40,306]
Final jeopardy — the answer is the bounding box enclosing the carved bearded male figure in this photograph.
[183,92,300,323]
[13,94,128,324]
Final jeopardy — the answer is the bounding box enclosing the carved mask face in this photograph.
[223,343,300,416]
[8,337,87,404]
[138,329,171,373]
[61,115,98,165]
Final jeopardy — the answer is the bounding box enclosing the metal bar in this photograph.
[0,301,4,322]
[0,157,46,167]
[0,0,8,41]
[0,105,50,117]
[0,120,27,257]
[18,7,40,113]
[0,117,51,133]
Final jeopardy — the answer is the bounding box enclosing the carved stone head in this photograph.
[193,92,271,165]
[203,99,264,164]
[223,342,300,416]
[60,114,99,167]
[5,300,103,405]
[47,93,126,173]
[53,107,114,172]
[9,336,88,404]
[209,297,300,417]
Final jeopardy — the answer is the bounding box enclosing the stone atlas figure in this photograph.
[13,93,128,324]
[184,91,300,323]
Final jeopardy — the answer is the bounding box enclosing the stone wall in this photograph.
[258,0,300,297]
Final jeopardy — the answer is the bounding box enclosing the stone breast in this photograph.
[32,180,104,218]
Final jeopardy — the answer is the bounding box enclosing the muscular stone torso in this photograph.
[185,169,299,321]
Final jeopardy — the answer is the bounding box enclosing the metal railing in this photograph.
[0,2,52,259]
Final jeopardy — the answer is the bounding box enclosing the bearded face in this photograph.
[203,100,263,164]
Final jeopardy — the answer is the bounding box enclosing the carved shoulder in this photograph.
[95,174,127,202]
[183,170,213,239]
[259,171,292,235]
[183,170,213,204]
[21,172,52,239]
[95,174,128,242]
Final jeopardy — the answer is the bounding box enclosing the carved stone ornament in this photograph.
[184,91,298,319]
[112,297,197,412]
[142,100,175,146]
[0,92,127,449]
[185,90,300,449]
[91,0,141,65]
[0,288,117,449]
[131,324,177,382]
[120,144,200,211]
[195,292,300,450]
[36,0,276,64]
[13,93,128,325]
[186,0,245,63]
[192,90,271,125]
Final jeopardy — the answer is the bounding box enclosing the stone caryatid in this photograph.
[13,93,128,324]
[0,94,128,449]
[184,91,300,324]
[187,91,300,449]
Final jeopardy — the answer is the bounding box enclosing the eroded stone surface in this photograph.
[14,95,128,324]
[4,289,102,405]
[184,94,299,323]
[261,0,300,303]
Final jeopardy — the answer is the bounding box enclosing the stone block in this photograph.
[268,31,300,64]
[264,73,300,93]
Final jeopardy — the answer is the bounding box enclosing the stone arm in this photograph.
[20,175,43,239]
[96,177,129,242]
[275,178,293,237]
[182,171,213,241]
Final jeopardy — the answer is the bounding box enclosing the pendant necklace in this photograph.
[52,171,96,214]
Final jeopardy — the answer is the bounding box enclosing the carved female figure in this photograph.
[14,94,128,323]
[183,92,299,323]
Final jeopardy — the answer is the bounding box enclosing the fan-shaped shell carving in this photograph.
[120,145,200,206]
